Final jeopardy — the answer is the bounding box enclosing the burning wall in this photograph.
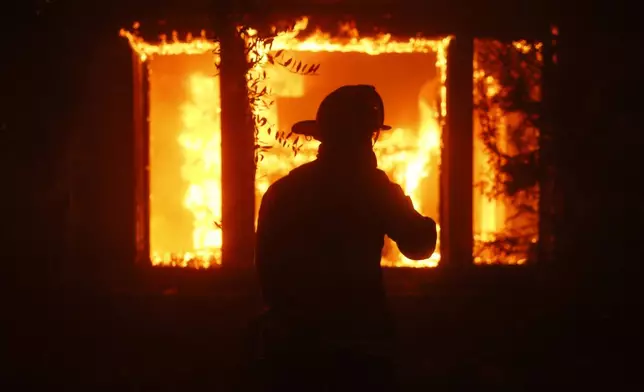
[121,18,541,269]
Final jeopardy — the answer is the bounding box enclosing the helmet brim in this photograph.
[291,120,391,141]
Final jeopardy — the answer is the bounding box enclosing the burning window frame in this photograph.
[121,16,557,270]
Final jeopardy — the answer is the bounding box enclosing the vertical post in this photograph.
[440,35,474,268]
[218,22,257,269]
[132,54,151,266]
[538,27,558,265]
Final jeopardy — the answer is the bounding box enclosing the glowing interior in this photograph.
[121,20,539,268]
[472,40,542,265]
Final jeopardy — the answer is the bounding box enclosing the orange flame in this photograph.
[122,18,539,268]
[472,40,542,265]
[246,18,449,268]
[123,20,449,268]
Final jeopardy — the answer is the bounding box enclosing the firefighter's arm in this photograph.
[381,180,437,260]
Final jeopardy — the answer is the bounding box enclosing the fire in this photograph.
[120,27,217,62]
[177,74,223,267]
[472,40,542,265]
[147,72,223,268]
[247,18,448,268]
[123,19,448,268]
[249,18,448,55]
[121,25,225,268]
[472,71,507,262]
[122,18,539,269]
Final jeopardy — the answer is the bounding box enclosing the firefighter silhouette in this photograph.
[253,84,437,391]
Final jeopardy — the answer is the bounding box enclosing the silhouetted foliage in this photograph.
[213,22,320,165]
[473,40,542,263]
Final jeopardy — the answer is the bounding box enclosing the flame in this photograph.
[122,18,539,269]
[472,40,542,265]
[119,28,217,62]
[123,19,448,268]
[151,73,222,268]
[247,18,448,55]
[248,18,449,268]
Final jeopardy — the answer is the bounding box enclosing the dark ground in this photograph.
[6,266,627,391]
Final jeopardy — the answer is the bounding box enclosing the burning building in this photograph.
[119,7,553,270]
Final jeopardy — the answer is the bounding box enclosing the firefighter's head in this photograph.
[292,85,391,147]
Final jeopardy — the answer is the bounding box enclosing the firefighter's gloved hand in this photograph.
[398,216,437,260]
[378,178,437,260]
